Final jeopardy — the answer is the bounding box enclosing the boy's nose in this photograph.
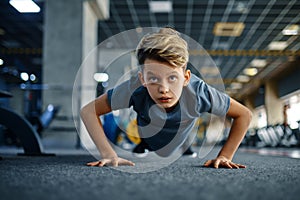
[158,83,169,93]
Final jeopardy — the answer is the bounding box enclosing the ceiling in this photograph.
[0,0,300,98]
[0,0,44,83]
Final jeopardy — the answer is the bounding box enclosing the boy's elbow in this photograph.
[80,105,89,119]
[244,108,253,126]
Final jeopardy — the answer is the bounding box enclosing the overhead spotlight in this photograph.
[20,72,29,81]
[268,41,287,50]
[9,0,41,13]
[30,74,36,82]
[136,27,143,33]
[47,104,54,112]
[235,2,249,14]
[149,1,172,13]
[250,59,267,68]
[243,67,258,76]
[93,73,109,82]
[282,25,299,36]
[213,22,245,37]
[230,82,243,90]
[236,75,250,83]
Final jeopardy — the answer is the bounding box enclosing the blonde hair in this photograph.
[136,27,189,69]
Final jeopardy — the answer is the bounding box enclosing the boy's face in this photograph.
[139,59,191,110]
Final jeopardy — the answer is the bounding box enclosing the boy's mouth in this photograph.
[158,96,172,103]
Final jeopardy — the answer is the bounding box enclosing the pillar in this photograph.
[43,0,109,148]
[265,80,283,125]
[243,95,256,128]
[43,0,83,119]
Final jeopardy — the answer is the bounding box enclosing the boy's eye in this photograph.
[169,75,178,82]
[148,77,158,83]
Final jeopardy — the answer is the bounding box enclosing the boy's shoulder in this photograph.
[185,73,206,93]
[189,73,204,84]
[132,85,148,97]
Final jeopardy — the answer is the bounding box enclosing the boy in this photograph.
[80,28,252,168]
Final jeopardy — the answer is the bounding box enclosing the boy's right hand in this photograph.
[87,157,135,167]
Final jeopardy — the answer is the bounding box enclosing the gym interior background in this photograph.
[0,0,300,153]
[0,1,300,200]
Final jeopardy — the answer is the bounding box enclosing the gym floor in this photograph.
[0,146,299,200]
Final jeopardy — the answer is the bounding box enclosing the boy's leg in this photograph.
[183,146,197,157]
[132,138,151,157]
[182,134,197,158]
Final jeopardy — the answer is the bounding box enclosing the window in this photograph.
[285,93,300,129]
[257,106,267,128]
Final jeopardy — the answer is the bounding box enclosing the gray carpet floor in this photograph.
[0,147,299,200]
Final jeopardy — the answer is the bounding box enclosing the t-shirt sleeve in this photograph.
[206,83,230,116]
[106,74,142,110]
[193,77,230,116]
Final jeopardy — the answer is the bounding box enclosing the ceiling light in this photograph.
[250,59,267,68]
[93,73,109,82]
[268,41,287,50]
[243,67,258,76]
[236,75,250,83]
[225,88,238,96]
[225,88,234,95]
[0,59,4,65]
[47,104,54,112]
[149,1,172,13]
[234,2,249,14]
[136,27,143,33]
[230,82,243,90]
[20,72,29,81]
[213,22,245,37]
[30,74,36,81]
[282,24,299,36]
[9,0,40,13]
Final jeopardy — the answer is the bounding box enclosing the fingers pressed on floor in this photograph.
[204,160,212,167]
[214,160,220,168]
[230,163,239,168]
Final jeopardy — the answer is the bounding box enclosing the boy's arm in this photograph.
[80,93,134,167]
[204,97,252,168]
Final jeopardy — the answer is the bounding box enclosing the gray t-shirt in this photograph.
[107,73,230,156]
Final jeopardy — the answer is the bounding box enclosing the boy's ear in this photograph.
[183,69,191,86]
[138,71,146,87]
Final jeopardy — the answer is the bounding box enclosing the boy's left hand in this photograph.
[87,157,135,167]
[203,156,246,169]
